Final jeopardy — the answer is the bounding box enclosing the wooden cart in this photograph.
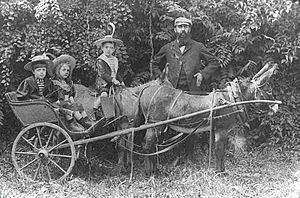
[5,91,282,182]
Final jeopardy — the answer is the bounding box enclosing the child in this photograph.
[93,33,124,119]
[16,54,57,103]
[49,54,93,130]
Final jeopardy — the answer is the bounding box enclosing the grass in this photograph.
[0,143,299,198]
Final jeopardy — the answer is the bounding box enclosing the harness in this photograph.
[117,80,253,158]
[227,79,249,124]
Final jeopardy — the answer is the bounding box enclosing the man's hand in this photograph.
[69,96,75,104]
[112,78,121,85]
[193,72,203,87]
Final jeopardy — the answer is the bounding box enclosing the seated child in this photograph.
[93,34,124,119]
[49,54,94,130]
[16,54,57,103]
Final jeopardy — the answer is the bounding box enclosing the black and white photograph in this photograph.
[0,0,299,197]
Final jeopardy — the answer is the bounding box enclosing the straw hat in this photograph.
[24,54,54,71]
[49,54,76,77]
[94,23,123,48]
[94,35,123,47]
[174,17,192,26]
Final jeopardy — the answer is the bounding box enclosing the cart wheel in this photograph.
[12,122,76,182]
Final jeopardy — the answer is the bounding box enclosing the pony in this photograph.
[134,62,279,175]
[73,72,170,171]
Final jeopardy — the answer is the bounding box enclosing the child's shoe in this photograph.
[68,119,85,132]
[93,107,104,120]
[78,117,94,129]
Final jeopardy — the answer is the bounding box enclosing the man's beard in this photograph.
[176,31,191,46]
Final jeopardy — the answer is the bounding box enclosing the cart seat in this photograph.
[5,92,59,126]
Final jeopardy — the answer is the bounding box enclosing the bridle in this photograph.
[226,79,249,124]
[248,79,274,115]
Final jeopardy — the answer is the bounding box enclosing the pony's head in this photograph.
[238,61,278,114]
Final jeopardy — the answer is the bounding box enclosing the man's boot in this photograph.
[68,119,85,132]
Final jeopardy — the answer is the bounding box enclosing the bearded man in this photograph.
[151,17,221,164]
[152,17,221,92]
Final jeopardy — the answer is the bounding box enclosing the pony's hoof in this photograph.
[114,165,128,175]
[145,168,159,177]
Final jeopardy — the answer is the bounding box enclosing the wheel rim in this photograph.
[12,122,76,182]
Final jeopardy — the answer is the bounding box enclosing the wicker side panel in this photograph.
[6,92,18,102]
[10,103,58,126]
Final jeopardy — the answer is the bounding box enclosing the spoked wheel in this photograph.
[12,122,76,182]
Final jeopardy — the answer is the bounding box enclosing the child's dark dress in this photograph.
[52,79,84,114]
[94,54,123,94]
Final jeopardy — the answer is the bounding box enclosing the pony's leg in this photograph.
[125,133,133,168]
[184,134,200,162]
[215,129,227,173]
[143,128,158,176]
[116,119,131,174]
[116,137,127,173]
[171,134,198,166]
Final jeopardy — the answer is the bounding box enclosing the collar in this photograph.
[35,78,44,82]
[99,54,116,61]
[172,39,193,54]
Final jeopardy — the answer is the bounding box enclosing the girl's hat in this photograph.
[49,54,76,77]
[24,54,54,71]
[94,35,123,47]
[94,22,123,47]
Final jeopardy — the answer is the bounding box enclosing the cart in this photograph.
[5,92,106,182]
[5,91,282,182]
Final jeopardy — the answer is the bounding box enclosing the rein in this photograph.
[163,90,183,133]
[117,119,205,156]
[144,86,164,124]
[228,80,249,123]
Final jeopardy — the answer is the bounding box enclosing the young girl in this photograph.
[49,54,93,130]
[93,32,124,119]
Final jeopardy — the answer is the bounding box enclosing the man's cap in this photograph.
[24,54,54,71]
[174,17,192,26]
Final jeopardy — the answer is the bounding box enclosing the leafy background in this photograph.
[0,0,299,149]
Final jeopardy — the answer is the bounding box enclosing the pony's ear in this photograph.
[237,60,257,77]
[159,63,169,81]
[253,62,278,85]
[252,61,274,81]
[158,63,173,87]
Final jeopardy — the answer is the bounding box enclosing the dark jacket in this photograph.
[152,39,220,92]
[52,78,84,112]
[52,78,76,101]
[95,58,123,93]
[16,76,57,102]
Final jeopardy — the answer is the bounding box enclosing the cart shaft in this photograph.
[58,99,281,149]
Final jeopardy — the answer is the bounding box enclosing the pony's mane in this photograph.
[128,79,159,93]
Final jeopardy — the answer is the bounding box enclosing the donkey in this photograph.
[134,62,279,175]
[73,72,171,171]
